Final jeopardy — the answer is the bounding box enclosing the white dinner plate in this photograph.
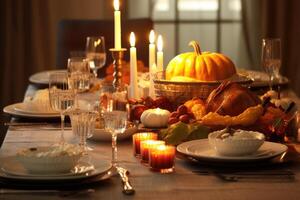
[3,103,60,118]
[177,139,288,163]
[29,69,66,85]
[14,102,59,115]
[89,126,138,142]
[0,156,112,181]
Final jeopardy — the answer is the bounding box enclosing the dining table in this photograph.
[1,83,300,200]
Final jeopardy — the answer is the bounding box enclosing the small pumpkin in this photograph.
[166,41,236,81]
[140,108,171,128]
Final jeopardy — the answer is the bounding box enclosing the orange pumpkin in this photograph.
[166,41,236,81]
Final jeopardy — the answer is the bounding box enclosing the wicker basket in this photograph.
[153,71,252,105]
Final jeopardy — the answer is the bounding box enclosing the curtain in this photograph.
[242,0,300,96]
[0,0,54,109]
[0,0,110,111]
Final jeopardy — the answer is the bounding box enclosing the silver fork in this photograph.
[116,166,135,195]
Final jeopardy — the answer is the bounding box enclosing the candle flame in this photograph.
[114,0,119,11]
[149,30,155,44]
[157,35,163,51]
[94,39,101,47]
[130,32,135,47]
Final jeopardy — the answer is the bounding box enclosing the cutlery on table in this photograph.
[193,169,295,182]
[115,167,135,195]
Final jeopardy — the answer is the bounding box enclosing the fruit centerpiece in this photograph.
[153,41,252,105]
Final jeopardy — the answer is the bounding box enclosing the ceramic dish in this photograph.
[208,129,265,156]
[89,126,138,142]
[177,139,287,163]
[0,156,111,181]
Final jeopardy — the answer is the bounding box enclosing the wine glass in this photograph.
[261,38,281,91]
[49,72,75,144]
[101,84,128,167]
[86,36,106,78]
[67,57,91,106]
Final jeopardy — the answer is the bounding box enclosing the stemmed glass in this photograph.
[101,84,128,167]
[86,36,106,78]
[261,38,282,91]
[49,72,75,144]
[67,57,91,107]
[69,109,98,153]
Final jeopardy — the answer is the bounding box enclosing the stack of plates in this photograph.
[0,156,112,183]
[177,139,288,163]
[3,102,60,118]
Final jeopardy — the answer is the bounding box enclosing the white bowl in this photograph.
[90,126,138,142]
[208,129,265,156]
[16,145,83,174]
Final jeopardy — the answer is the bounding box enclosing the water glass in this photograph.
[49,72,75,144]
[67,57,91,92]
[86,36,106,78]
[69,109,98,153]
[261,38,281,90]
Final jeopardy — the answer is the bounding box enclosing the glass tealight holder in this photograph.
[132,132,158,157]
[140,140,165,163]
[149,145,175,174]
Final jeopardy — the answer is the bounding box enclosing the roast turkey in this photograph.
[206,82,261,116]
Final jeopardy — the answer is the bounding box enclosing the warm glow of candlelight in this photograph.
[114,0,120,11]
[149,30,155,44]
[157,35,163,51]
[130,32,135,47]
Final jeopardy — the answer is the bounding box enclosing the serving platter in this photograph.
[177,139,288,163]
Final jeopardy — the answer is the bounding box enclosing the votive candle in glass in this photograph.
[149,145,175,173]
[140,140,165,163]
[132,132,158,156]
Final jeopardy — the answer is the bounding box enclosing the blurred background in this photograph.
[1,0,300,112]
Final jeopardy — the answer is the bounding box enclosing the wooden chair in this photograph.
[56,18,153,77]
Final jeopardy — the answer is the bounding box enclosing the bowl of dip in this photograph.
[208,128,265,156]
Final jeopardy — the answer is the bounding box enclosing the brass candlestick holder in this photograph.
[109,48,127,90]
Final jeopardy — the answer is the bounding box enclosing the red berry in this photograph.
[179,114,190,123]
[177,105,188,115]
[168,117,179,125]
[130,105,147,121]
[170,111,180,119]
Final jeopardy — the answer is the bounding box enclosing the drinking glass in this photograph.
[49,72,75,144]
[67,57,91,106]
[86,36,106,78]
[69,109,98,153]
[261,38,281,90]
[101,84,128,167]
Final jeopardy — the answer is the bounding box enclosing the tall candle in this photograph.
[157,35,164,71]
[129,32,138,99]
[114,0,121,49]
[149,30,156,69]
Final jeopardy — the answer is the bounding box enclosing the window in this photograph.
[128,0,250,68]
